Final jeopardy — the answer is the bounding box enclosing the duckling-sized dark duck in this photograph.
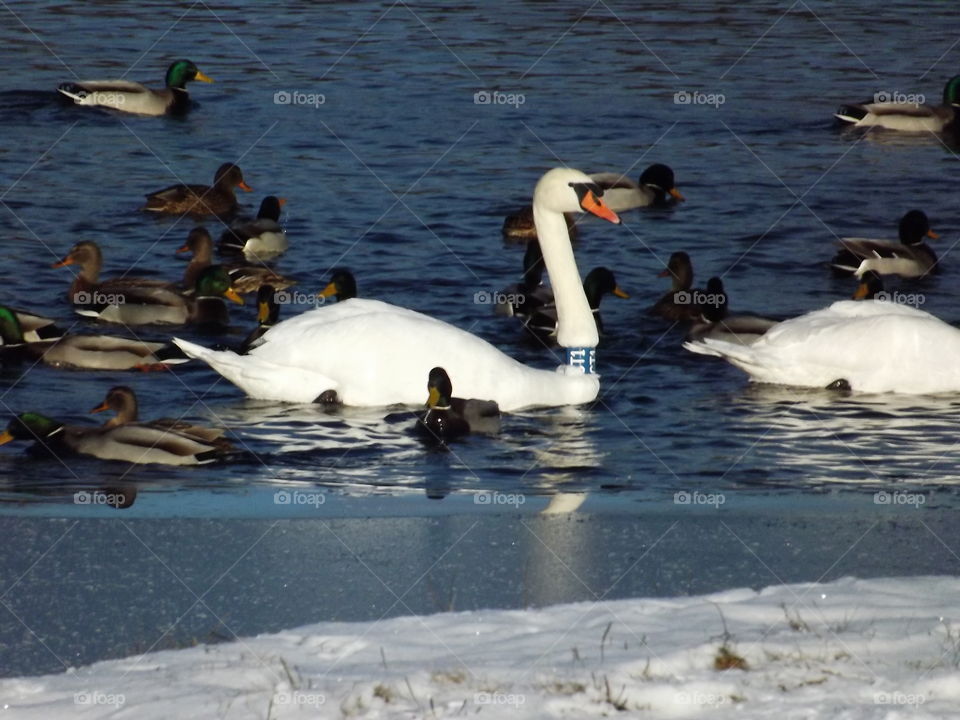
[0,305,186,371]
[523,266,628,341]
[494,239,553,319]
[318,268,357,302]
[178,227,294,294]
[57,59,213,116]
[141,163,252,217]
[651,251,702,323]
[218,196,288,260]
[0,411,229,465]
[415,367,500,442]
[90,386,232,448]
[686,277,779,346]
[239,284,281,353]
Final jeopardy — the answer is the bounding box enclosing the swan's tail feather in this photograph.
[683,338,763,372]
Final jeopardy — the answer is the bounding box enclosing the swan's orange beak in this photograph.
[580,191,620,224]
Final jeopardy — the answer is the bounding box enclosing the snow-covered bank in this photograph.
[3,576,959,718]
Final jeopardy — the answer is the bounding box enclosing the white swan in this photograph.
[174,168,622,410]
[684,299,960,394]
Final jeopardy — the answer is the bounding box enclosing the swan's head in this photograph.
[533,168,621,224]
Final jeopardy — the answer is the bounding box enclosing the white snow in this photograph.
[2,576,959,718]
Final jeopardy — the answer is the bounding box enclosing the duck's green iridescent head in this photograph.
[165,60,214,89]
[943,76,960,106]
[0,306,25,345]
[426,367,454,408]
[195,266,243,304]
[0,412,62,444]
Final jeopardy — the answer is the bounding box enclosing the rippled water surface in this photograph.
[3,1,960,504]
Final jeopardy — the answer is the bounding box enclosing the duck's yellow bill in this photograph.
[318,282,337,298]
[670,188,686,202]
[195,71,214,83]
[0,430,14,445]
[225,288,244,305]
[927,229,940,240]
[257,300,271,323]
[613,286,630,299]
[427,386,442,408]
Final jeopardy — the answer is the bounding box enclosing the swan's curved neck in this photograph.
[533,203,598,368]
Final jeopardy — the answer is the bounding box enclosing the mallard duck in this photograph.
[177,227,294,294]
[415,367,501,441]
[0,305,185,370]
[141,163,252,217]
[0,412,228,465]
[651,251,703,322]
[523,266,629,341]
[834,76,960,133]
[684,299,960,394]
[831,210,939,278]
[686,277,779,346]
[589,164,685,211]
[502,204,578,242]
[239,284,280,353]
[318,268,357,302]
[494,239,553,318]
[54,245,243,325]
[218,196,288,260]
[172,168,623,410]
[57,60,213,117]
[90,386,232,447]
[52,240,173,306]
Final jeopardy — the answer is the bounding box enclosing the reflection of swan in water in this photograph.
[721,384,960,486]
[521,405,604,487]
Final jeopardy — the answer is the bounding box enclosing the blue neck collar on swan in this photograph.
[565,347,596,374]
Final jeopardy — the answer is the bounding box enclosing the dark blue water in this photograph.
[2,0,960,678]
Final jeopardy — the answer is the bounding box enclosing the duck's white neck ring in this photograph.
[565,347,596,374]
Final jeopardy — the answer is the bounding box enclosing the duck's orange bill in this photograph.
[278,197,288,206]
[0,430,13,445]
[580,191,621,224]
[225,288,244,305]
[657,268,671,278]
[853,282,870,300]
[51,256,74,269]
[238,181,254,192]
[175,244,190,254]
[318,282,337,298]
[195,71,214,84]
[670,188,686,202]
[927,229,940,240]
[614,286,630,299]
[89,401,109,414]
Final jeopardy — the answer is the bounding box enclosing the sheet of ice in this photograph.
[2,576,959,718]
